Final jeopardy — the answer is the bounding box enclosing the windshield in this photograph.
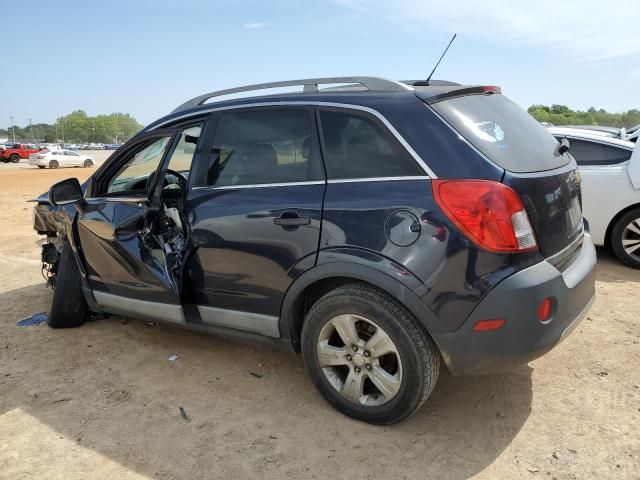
[432,94,570,173]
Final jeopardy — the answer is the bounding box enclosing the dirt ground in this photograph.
[0,160,638,480]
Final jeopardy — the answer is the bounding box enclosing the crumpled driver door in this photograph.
[76,132,186,325]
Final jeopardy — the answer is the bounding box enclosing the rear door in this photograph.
[184,107,325,337]
[58,150,71,166]
[64,150,82,165]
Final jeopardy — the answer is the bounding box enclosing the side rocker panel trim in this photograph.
[198,305,280,338]
[94,291,186,325]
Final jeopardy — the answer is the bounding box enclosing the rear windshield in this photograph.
[431,94,569,173]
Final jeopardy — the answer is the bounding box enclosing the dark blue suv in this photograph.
[35,77,596,424]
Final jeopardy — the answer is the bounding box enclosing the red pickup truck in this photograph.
[0,143,43,163]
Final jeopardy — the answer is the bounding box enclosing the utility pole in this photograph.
[55,122,59,143]
[9,116,16,142]
[28,118,35,142]
[60,117,65,144]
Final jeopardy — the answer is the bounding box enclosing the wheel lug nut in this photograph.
[352,344,358,352]
[346,354,352,361]
[363,350,370,357]
[355,366,361,373]
[366,364,372,370]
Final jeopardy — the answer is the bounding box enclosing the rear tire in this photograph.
[10,154,20,163]
[610,208,640,268]
[48,242,87,328]
[37,165,45,169]
[49,160,59,169]
[83,159,93,168]
[301,283,440,425]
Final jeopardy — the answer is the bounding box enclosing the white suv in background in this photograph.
[548,126,640,268]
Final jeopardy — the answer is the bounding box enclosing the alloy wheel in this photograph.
[317,314,402,407]
[622,218,640,262]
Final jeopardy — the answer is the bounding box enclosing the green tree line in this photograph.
[1,110,143,143]
[4,105,638,143]
[527,105,640,128]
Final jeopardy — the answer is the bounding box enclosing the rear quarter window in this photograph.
[319,109,424,179]
[432,94,569,173]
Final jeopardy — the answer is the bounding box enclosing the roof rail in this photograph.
[171,76,413,113]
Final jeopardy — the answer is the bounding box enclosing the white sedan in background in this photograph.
[29,149,95,169]
[548,126,640,268]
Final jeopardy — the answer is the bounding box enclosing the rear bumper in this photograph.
[434,233,597,375]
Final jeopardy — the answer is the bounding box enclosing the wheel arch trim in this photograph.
[279,260,444,351]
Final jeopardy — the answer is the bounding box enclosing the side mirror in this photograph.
[49,178,84,206]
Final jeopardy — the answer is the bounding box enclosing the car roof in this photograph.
[547,126,635,150]
[144,77,479,132]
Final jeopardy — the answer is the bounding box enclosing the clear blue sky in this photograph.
[2,0,638,127]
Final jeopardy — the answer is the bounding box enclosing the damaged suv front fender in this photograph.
[30,188,99,310]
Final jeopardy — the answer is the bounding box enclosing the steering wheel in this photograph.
[146,168,188,193]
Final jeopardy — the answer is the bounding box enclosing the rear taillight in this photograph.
[432,179,538,253]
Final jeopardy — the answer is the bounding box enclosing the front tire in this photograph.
[49,159,59,169]
[83,159,93,168]
[610,208,640,268]
[10,154,20,163]
[37,165,45,169]
[48,242,87,328]
[301,283,440,424]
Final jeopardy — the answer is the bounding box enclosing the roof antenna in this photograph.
[425,33,457,85]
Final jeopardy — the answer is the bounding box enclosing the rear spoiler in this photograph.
[423,85,502,104]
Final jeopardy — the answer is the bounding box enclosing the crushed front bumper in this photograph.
[33,203,66,235]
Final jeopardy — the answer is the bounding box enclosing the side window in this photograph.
[107,136,172,194]
[165,124,202,174]
[204,109,323,187]
[563,138,632,166]
[319,110,423,179]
